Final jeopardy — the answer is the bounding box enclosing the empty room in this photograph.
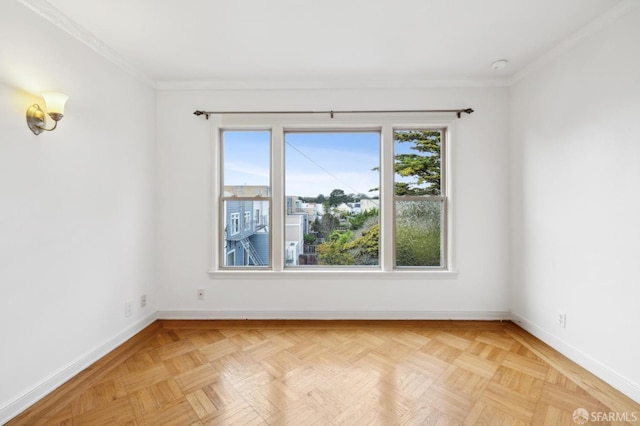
[1,0,639,424]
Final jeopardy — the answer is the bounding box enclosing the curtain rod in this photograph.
[193,108,474,120]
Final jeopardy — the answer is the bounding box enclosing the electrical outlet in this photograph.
[557,312,566,328]
[140,294,147,308]
[197,289,205,300]
[125,301,133,317]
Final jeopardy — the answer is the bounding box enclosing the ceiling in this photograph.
[35,0,622,86]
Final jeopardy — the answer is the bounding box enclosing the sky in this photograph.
[222,130,434,198]
[223,130,380,198]
[285,132,380,198]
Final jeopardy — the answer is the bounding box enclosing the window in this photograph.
[394,129,446,268]
[213,116,453,275]
[229,213,240,235]
[243,211,251,231]
[220,130,271,268]
[285,131,380,267]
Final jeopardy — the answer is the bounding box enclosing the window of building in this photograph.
[212,116,453,275]
[229,213,240,235]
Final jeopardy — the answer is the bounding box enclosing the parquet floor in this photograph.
[9,320,640,425]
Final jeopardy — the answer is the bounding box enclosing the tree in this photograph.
[319,213,339,238]
[328,189,348,207]
[345,222,379,265]
[394,130,442,196]
[316,230,355,265]
[349,208,379,230]
[395,201,441,266]
[311,217,321,234]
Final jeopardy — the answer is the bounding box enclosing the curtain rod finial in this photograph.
[194,110,210,120]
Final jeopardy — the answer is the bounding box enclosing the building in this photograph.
[222,186,270,266]
[223,198,269,266]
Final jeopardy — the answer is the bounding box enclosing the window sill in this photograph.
[208,269,459,280]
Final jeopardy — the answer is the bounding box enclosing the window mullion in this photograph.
[272,125,284,271]
[211,118,223,271]
[381,125,395,271]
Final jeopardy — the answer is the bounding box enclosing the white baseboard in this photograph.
[510,312,640,404]
[0,312,158,425]
[157,310,511,320]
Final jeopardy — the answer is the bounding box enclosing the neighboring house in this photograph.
[299,202,322,224]
[348,202,362,214]
[359,198,380,213]
[334,202,352,215]
[226,185,270,197]
[223,190,308,266]
[223,186,270,266]
[285,214,305,265]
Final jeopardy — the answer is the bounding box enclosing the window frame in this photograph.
[209,114,457,279]
[393,128,448,269]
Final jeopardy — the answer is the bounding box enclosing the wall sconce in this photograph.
[26,92,69,135]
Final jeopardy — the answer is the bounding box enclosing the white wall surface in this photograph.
[0,1,156,421]
[156,87,510,317]
[509,5,640,401]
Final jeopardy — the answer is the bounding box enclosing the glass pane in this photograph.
[222,130,270,191]
[395,200,443,267]
[394,130,442,196]
[222,200,270,267]
[284,132,380,266]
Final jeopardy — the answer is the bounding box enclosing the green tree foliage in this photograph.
[345,223,379,265]
[394,130,441,196]
[310,217,321,234]
[348,208,379,230]
[328,189,348,207]
[319,213,339,238]
[316,230,355,265]
[303,234,316,245]
[395,201,441,266]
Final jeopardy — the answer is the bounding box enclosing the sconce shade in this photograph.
[26,92,69,135]
[41,92,68,120]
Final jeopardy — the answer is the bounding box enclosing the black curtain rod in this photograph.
[193,108,474,120]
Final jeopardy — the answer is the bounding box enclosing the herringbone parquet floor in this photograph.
[9,320,640,425]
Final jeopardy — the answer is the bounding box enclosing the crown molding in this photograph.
[509,0,640,86]
[157,78,510,91]
[18,0,156,89]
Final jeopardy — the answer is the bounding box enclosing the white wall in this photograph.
[0,2,156,421]
[156,87,510,317]
[509,6,640,401]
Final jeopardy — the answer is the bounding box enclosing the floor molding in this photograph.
[1,313,158,425]
[510,312,640,406]
[157,310,511,321]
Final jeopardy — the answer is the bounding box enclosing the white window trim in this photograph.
[209,113,458,279]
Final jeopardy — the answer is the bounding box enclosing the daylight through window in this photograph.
[216,120,451,273]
